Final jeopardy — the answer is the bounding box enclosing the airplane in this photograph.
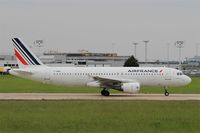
[0,67,11,74]
[9,38,192,96]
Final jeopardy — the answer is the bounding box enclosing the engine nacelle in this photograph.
[121,83,140,93]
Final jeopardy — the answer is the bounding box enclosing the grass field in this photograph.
[0,75,199,94]
[0,76,199,133]
[0,100,199,133]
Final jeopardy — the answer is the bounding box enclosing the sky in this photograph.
[0,0,200,62]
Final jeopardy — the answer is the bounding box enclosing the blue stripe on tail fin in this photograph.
[12,38,44,68]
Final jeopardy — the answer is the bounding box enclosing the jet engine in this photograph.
[121,83,140,93]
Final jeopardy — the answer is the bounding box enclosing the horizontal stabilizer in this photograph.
[9,69,33,75]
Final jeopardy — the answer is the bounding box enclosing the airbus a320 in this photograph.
[9,38,192,96]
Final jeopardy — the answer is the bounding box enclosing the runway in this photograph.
[0,93,199,101]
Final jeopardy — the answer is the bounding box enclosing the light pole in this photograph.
[133,42,138,57]
[143,40,149,63]
[196,43,200,56]
[111,43,116,67]
[175,41,184,70]
[167,43,170,67]
[34,40,44,56]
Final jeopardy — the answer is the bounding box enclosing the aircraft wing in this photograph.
[92,76,138,88]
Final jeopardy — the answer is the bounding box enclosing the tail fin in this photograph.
[12,38,44,68]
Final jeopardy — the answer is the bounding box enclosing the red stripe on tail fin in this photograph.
[14,49,28,65]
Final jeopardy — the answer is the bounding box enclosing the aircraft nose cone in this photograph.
[185,76,192,84]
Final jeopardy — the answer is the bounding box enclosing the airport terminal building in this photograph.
[0,52,181,68]
[0,52,199,73]
[41,52,128,67]
[0,55,18,68]
[0,52,128,67]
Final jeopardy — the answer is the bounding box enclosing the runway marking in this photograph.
[0,93,199,101]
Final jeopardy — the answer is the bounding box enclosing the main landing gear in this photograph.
[101,88,110,96]
[164,86,169,96]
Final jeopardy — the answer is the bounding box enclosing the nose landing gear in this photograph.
[164,86,169,96]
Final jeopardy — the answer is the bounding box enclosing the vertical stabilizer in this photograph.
[12,38,44,68]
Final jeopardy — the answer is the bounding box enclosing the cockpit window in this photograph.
[177,72,183,76]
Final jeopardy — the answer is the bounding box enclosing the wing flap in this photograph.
[92,76,138,88]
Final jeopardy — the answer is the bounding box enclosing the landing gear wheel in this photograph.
[164,91,169,96]
[101,90,105,96]
[101,89,110,96]
[164,86,169,96]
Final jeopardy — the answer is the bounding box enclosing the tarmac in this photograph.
[0,93,199,101]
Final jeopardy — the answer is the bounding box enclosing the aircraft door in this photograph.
[164,69,172,82]
[43,70,51,84]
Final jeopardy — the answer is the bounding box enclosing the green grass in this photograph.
[0,75,199,94]
[0,76,199,133]
[0,100,199,133]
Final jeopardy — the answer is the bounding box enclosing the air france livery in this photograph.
[9,38,192,96]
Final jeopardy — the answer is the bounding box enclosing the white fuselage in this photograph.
[10,66,192,88]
